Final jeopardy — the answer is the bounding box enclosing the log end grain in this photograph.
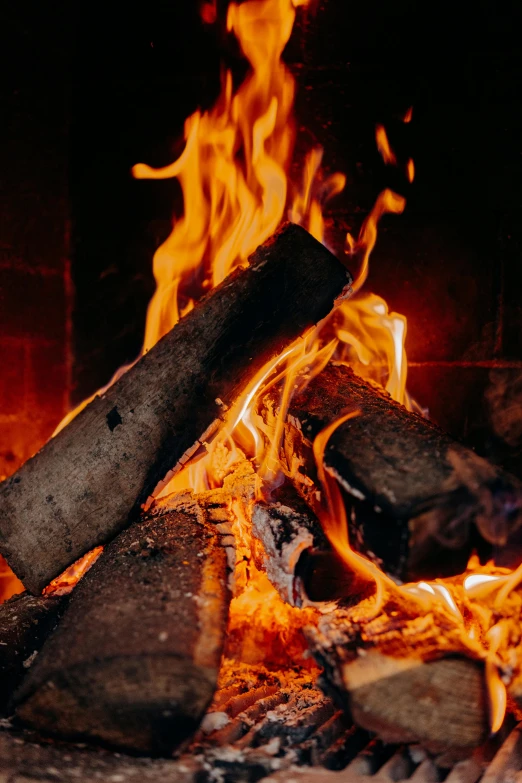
[338,652,488,752]
[16,656,218,755]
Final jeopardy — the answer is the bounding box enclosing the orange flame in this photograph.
[0,0,418,609]
[4,1,518,743]
[312,412,518,734]
[375,125,397,166]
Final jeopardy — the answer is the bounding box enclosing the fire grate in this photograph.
[0,665,520,783]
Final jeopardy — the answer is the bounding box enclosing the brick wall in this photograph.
[0,3,71,479]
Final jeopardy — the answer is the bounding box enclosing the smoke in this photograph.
[485,369,522,449]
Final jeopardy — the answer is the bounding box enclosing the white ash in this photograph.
[200,711,230,734]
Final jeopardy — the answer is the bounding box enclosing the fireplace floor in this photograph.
[1,662,520,783]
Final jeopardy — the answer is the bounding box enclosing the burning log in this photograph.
[0,223,352,594]
[0,592,67,715]
[319,649,487,752]
[283,363,522,580]
[251,484,327,606]
[15,497,233,755]
[306,600,489,752]
[251,483,363,605]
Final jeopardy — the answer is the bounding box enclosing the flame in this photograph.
[375,125,397,166]
[133,0,303,351]
[3,0,519,744]
[2,0,419,613]
[311,411,520,734]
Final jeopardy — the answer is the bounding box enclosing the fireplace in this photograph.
[2,0,522,780]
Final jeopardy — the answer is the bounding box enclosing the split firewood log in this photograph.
[15,496,233,755]
[0,223,352,594]
[306,596,489,752]
[0,592,67,715]
[251,483,327,606]
[283,362,522,580]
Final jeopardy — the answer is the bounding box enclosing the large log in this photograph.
[283,363,522,580]
[0,592,67,715]
[15,497,233,755]
[0,223,351,594]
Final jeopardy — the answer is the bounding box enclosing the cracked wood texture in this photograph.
[0,223,351,593]
[284,363,522,580]
[15,499,232,755]
[251,482,328,606]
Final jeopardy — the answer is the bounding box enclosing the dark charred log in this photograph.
[284,363,522,580]
[0,592,67,715]
[15,498,233,755]
[0,223,352,594]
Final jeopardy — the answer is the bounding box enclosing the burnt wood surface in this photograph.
[252,483,327,606]
[15,498,232,755]
[0,223,352,594]
[0,592,67,715]
[284,363,522,580]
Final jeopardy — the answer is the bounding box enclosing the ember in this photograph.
[1,0,522,777]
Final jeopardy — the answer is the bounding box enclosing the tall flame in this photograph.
[4,0,518,740]
[1,0,417,606]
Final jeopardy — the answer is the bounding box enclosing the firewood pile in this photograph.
[1,225,522,781]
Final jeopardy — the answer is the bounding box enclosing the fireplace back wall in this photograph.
[1,0,522,478]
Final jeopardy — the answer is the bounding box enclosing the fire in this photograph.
[312,411,522,734]
[4,0,517,745]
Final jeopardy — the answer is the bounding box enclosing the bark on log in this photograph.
[0,592,67,715]
[306,607,488,752]
[251,483,362,605]
[284,363,522,580]
[251,483,327,606]
[15,498,233,755]
[0,223,352,594]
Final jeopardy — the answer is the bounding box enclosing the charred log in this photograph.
[0,592,67,715]
[0,223,352,594]
[251,483,328,606]
[15,498,233,755]
[251,482,364,605]
[284,363,522,580]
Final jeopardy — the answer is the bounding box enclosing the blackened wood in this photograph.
[0,592,66,715]
[284,363,522,580]
[252,483,333,605]
[15,499,232,755]
[0,223,352,594]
